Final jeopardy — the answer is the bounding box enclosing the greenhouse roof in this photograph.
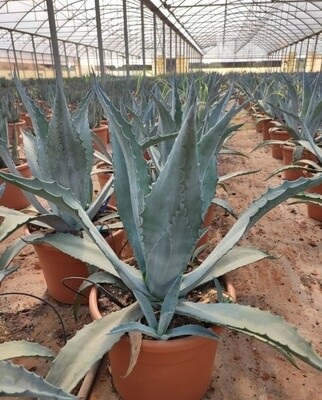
[160,1,322,54]
[0,0,321,61]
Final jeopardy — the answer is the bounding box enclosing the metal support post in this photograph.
[46,0,63,85]
[63,41,70,78]
[153,13,157,75]
[162,21,166,74]
[31,35,40,78]
[140,0,146,75]
[122,0,130,77]
[10,31,19,77]
[304,38,311,72]
[76,44,82,77]
[310,35,318,72]
[169,28,173,72]
[86,46,90,75]
[94,0,105,78]
[19,51,26,79]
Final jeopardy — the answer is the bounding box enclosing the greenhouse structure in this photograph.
[0,0,321,78]
[0,2,322,400]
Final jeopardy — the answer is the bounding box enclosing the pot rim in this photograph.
[0,161,28,173]
[8,119,26,126]
[89,275,236,348]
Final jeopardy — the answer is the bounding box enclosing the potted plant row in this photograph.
[0,77,121,304]
[0,113,30,210]
[0,74,321,399]
[252,72,322,220]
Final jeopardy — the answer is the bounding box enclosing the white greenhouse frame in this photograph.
[0,0,321,79]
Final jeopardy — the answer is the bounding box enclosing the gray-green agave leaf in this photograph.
[46,303,142,392]
[176,301,322,371]
[0,340,54,361]
[0,361,76,399]
[182,173,322,295]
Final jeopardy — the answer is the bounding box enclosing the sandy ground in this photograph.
[0,109,321,400]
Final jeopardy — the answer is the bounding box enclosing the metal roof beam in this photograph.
[141,0,203,55]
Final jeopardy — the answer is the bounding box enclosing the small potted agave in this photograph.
[0,113,31,210]
[1,91,26,144]
[89,98,110,149]
[0,77,122,304]
[0,76,321,400]
[254,72,322,178]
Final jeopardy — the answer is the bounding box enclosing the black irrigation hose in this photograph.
[116,238,130,258]
[0,291,67,345]
[62,276,126,308]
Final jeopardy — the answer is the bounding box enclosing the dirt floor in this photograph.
[0,108,321,400]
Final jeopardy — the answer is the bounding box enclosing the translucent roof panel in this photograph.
[0,0,321,61]
[152,0,322,55]
[0,0,160,57]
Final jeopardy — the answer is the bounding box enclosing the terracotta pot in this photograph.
[92,125,109,149]
[261,119,275,141]
[19,113,33,130]
[143,150,151,161]
[109,327,221,400]
[303,170,322,222]
[282,145,304,181]
[97,170,112,192]
[27,226,126,304]
[89,278,236,400]
[36,99,47,108]
[32,239,90,304]
[69,104,78,112]
[196,202,216,248]
[269,128,291,159]
[237,96,245,106]
[106,228,132,259]
[7,120,25,145]
[0,163,31,210]
[282,145,318,181]
[255,117,270,134]
[95,164,116,207]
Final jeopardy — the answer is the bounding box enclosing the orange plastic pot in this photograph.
[109,327,221,400]
[100,119,109,128]
[282,145,318,181]
[92,125,109,149]
[303,170,322,222]
[0,163,31,210]
[196,202,216,248]
[255,117,270,134]
[32,240,90,304]
[95,163,116,207]
[269,129,290,159]
[27,227,126,304]
[261,119,275,141]
[19,113,33,130]
[97,170,113,192]
[89,279,236,400]
[282,145,304,181]
[7,120,25,145]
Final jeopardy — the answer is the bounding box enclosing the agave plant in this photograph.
[236,72,286,122]
[0,113,19,169]
[88,98,104,129]
[0,76,114,283]
[0,75,321,396]
[1,91,20,123]
[271,73,322,159]
[254,72,322,177]
[274,73,322,139]
[0,342,75,399]
[130,75,250,184]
